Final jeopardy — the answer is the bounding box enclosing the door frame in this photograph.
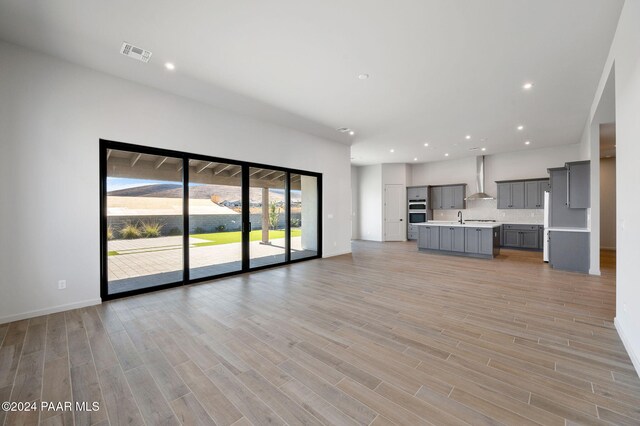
[100,139,323,301]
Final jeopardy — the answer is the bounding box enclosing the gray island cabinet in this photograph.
[417,223,500,259]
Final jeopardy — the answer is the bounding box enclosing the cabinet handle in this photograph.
[566,170,570,206]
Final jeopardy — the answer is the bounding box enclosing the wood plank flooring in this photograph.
[1,242,638,425]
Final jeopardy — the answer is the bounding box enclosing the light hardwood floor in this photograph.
[1,242,638,425]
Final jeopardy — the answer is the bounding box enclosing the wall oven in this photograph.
[409,212,427,223]
[408,198,427,224]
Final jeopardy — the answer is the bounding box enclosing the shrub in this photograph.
[120,222,142,239]
[194,227,206,234]
[106,225,114,240]
[290,218,301,227]
[141,220,164,238]
[167,227,182,236]
[216,224,226,232]
[269,202,281,230]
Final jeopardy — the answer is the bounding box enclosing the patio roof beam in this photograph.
[154,157,168,169]
[130,153,142,167]
[106,149,112,160]
[270,172,285,181]
[196,161,213,173]
[230,167,242,177]
[213,164,232,175]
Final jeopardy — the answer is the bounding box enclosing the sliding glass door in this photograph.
[188,160,243,279]
[248,167,287,268]
[101,140,322,300]
[105,149,184,296]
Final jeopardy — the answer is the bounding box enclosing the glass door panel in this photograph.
[290,174,319,260]
[249,167,286,268]
[106,149,183,295]
[188,160,243,279]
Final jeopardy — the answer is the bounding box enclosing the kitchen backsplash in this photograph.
[431,199,544,224]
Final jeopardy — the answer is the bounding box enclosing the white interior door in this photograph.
[384,184,405,241]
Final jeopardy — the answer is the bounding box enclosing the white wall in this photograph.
[584,0,640,375]
[600,157,616,249]
[0,41,352,323]
[351,166,359,240]
[356,165,383,241]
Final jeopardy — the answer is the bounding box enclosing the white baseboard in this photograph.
[0,298,102,325]
[615,316,640,377]
[323,249,352,258]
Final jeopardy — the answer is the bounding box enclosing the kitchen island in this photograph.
[416,222,501,258]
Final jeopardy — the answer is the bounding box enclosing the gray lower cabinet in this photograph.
[440,227,465,252]
[549,231,590,273]
[417,225,440,249]
[502,224,542,250]
[407,224,418,240]
[465,228,495,255]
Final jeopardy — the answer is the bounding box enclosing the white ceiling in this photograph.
[0,0,623,165]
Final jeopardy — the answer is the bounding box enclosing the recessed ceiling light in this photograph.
[465,135,471,140]
[481,147,486,151]
[164,62,175,71]
[524,141,531,145]
[390,149,395,153]
[349,130,355,136]
[517,125,524,130]
[424,143,429,147]
[358,73,370,80]
[523,82,534,90]
[445,153,449,157]
[413,157,418,161]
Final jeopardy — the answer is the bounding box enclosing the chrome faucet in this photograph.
[458,211,463,224]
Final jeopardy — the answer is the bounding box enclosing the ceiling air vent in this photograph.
[120,42,152,63]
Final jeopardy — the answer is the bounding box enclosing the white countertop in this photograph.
[415,222,501,229]
[547,227,590,233]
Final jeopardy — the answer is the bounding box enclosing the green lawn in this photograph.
[192,229,301,247]
[108,229,302,256]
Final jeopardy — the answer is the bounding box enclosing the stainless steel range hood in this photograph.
[465,156,495,200]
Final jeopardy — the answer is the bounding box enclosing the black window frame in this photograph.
[100,139,323,301]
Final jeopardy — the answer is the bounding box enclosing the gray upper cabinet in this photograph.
[567,161,590,208]
[511,182,525,209]
[451,185,465,209]
[499,179,548,209]
[549,168,588,228]
[524,179,550,209]
[431,186,442,209]
[407,186,428,200]
[497,181,524,209]
[430,184,465,210]
[497,183,511,209]
[525,181,539,209]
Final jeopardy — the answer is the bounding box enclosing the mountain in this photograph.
[107,184,296,202]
